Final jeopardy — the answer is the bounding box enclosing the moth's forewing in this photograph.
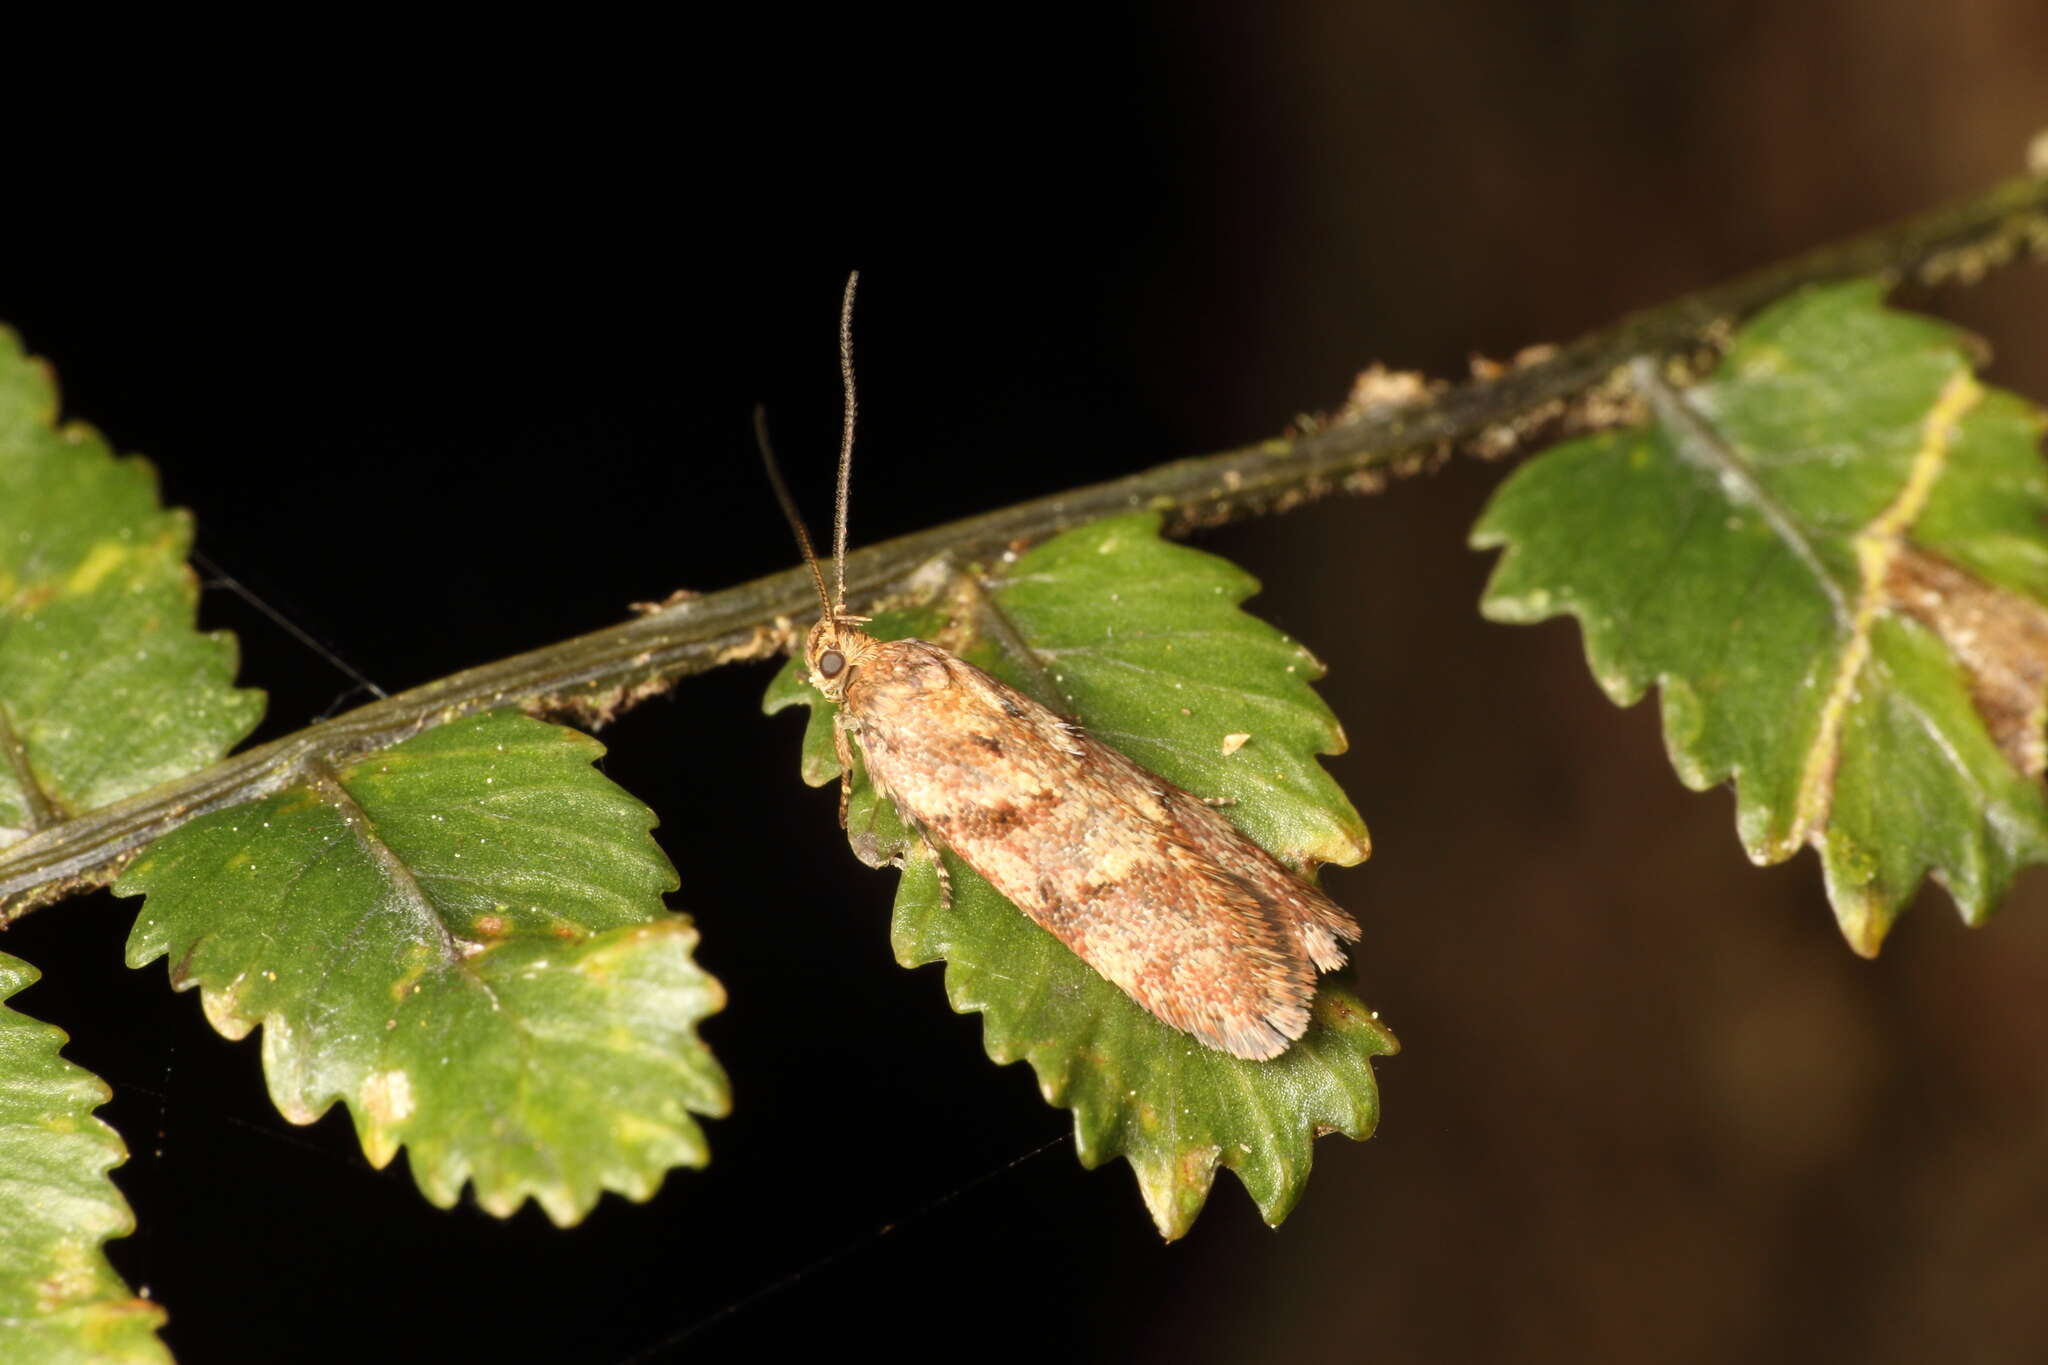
[841,638,1355,1060]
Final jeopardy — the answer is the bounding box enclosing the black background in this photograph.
[7,6,2048,1363]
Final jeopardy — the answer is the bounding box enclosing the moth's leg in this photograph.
[1159,782,1236,810]
[832,712,856,828]
[915,825,954,910]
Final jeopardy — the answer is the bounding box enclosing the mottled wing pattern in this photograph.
[1102,743,1360,974]
[843,638,1358,1060]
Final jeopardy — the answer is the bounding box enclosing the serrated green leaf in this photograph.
[1473,278,2048,951]
[765,512,1395,1239]
[0,953,171,1365]
[115,710,728,1226]
[0,327,262,848]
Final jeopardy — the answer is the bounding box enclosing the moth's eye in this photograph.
[818,649,846,679]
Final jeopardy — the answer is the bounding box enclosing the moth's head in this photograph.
[804,613,879,703]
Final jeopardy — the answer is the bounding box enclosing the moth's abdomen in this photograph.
[845,640,1354,1060]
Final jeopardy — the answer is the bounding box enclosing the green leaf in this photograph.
[765,513,1396,1239]
[1473,278,2048,952]
[0,952,171,1365]
[0,327,262,849]
[115,710,729,1226]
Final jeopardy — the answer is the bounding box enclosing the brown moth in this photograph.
[769,273,1362,1060]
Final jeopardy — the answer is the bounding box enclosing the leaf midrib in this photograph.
[0,699,59,834]
[1642,357,1988,897]
[306,761,478,987]
[1636,357,1855,627]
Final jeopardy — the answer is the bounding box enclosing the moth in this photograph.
[769,273,1362,1060]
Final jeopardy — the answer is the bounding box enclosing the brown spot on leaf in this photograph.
[1885,545,2048,776]
[360,1069,416,1125]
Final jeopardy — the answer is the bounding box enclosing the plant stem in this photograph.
[4,168,2045,920]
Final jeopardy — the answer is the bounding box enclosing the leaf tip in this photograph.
[1828,882,1894,958]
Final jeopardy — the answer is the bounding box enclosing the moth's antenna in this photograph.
[755,405,834,619]
[834,270,859,614]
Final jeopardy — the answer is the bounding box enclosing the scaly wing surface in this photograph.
[847,640,1352,1059]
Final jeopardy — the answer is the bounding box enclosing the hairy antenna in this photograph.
[834,270,860,613]
[754,405,834,619]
